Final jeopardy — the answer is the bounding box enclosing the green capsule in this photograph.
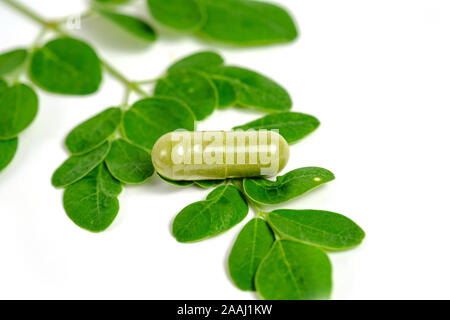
[152,131,289,181]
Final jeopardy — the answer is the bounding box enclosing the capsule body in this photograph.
[152,131,289,181]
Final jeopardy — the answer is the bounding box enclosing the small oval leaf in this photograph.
[255,240,332,300]
[0,49,28,76]
[147,0,203,31]
[154,69,217,120]
[97,9,157,42]
[0,84,38,139]
[243,167,335,205]
[105,139,155,184]
[212,66,291,112]
[0,79,7,93]
[63,163,122,232]
[30,37,102,95]
[197,0,298,45]
[65,107,121,154]
[166,51,235,108]
[122,97,195,150]
[172,184,248,242]
[0,138,18,172]
[268,209,365,250]
[228,218,275,291]
[168,51,224,72]
[212,78,236,107]
[233,112,320,144]
[52,141,111,188]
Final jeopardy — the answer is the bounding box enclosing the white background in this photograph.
[0,0,450,299]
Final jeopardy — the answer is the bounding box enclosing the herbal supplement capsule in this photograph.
[152,131,289,181]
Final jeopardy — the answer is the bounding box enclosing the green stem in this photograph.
[255,208,267,219]
[134,78,159,85]
[102,60,148,97]
[3,0,48,26]
[121,87,131,109]
[12,27,47,83]
[2,0,148,97]
[31,27,49,49]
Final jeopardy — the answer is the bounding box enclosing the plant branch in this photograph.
[134,78,159,85]
[31,27,49,49]
[102,60,148,97]
[3,0,48,26]
[2,0,148,97]
[121,88,131,109]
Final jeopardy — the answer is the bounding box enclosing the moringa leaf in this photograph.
[63,163,122,232]
[167,51,235,107]
[0,84,38,139]
[29,37,102,95]
[197,0,298,46]
[96,9,157,42]
[255,240,332,300]
[267,209,365,251]
[147,0,203,31]
[122,97,195,150]
[228,218,274,291]
[172,184,248,242]
[0,138,18,172]
[212,78,236,107]
[65,107,122,155]
[52,141,111,188]
[212,66,291,112]
[0,79,7,93]
[154,69,217,120]
[168,51,224,72]
[146,0,298,45]
[166,52,289,110]
[158,174,222,188]
[243,167,335,205]
[158,173,194,187]
[194,180,224,189]
[105,139,154,184]
[233,112,320,144]
[0,49,28,76]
